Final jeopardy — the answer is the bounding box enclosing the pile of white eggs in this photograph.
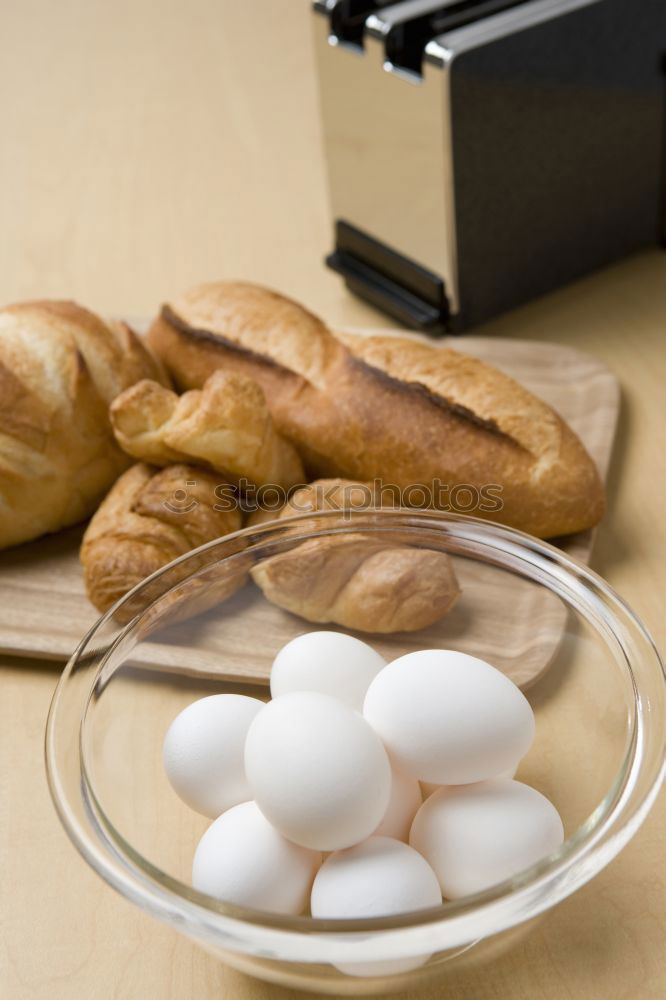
[164,631,564,930]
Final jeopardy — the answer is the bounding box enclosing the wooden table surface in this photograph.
[0,3,664,999]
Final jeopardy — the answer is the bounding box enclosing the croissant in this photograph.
[0,299,167,549]
[81,462,243,620]
[249,480,460,633]
[109,370,304,490]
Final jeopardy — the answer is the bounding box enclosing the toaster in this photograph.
[313,0,666,332]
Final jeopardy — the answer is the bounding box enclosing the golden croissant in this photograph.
[109,370,304,490]
[81,462,243,620]
[250,479,460,633]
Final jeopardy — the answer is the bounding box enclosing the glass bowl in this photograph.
[46,510,665,995]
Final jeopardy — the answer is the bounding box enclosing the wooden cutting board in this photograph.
[0,332,619,686]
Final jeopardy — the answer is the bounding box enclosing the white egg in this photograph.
[192,801,321,914]
[271,631,386,711]
[409,778,564,899]
[374,767,423,842]
[163,694,264,818]
[420,761,518,798]
[500,762,519,780]
[244,691,391,851]
[364,650,535,784]
[311,836,442,976]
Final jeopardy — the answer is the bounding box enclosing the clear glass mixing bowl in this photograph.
[46,510,665,995]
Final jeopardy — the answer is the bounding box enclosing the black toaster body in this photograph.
[313,0,666,332]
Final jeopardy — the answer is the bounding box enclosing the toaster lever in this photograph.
[327,220,450,332]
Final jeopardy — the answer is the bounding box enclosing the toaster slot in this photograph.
[369,0,531,76]
[313,1,396,48]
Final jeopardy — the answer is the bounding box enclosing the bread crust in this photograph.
[249,479,460,633]
[81,462,243,618]
[110,370,305,489]
[0,300,167,549]
[148,282,604,538]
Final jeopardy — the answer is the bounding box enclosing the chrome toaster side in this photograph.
[313,0,666,332]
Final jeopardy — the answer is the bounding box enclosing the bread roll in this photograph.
[110,370,304,489]
[249,479,460,633]
[81,462,243,619]
[147,282,604,538]
[246,478,382,527]
[0,299,167,549]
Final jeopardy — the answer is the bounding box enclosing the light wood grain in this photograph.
[0,332,619,691]
[0,2,664,999]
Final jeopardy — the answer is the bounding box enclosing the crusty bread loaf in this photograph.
[147,282,605,539]
[0,299,167,549]
[81,462,243,619]
[110,370,304,489]
[249,479,460,633]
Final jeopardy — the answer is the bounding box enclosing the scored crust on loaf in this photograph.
[165,281,344,388]
[3,300,167,404]
[147,281,606,538]
[337,332,561,468]
[162,285,558,467]
[0,299,168,549]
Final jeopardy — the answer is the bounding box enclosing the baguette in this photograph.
[147,282,604,539]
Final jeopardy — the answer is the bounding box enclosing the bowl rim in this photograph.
[45,509,666,963]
